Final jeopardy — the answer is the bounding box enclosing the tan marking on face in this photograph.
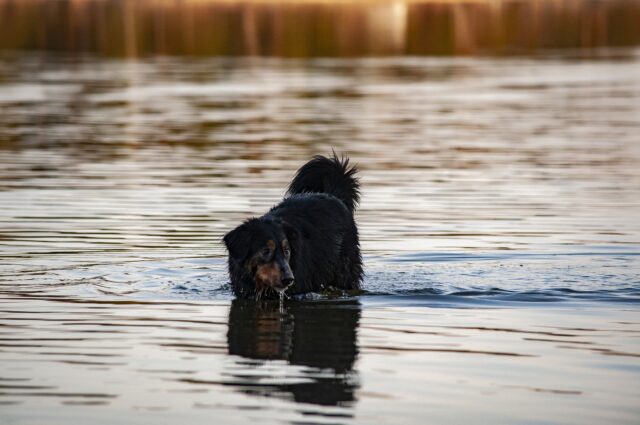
[255,262,281,289]
[243,240,276,273]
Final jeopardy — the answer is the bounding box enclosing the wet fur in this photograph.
[224,154,363,299]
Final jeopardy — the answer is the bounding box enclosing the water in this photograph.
[1,20,640,425]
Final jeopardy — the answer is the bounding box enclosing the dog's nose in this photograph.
[282,277,294,287]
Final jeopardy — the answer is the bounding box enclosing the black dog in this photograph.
[223,154,363,299]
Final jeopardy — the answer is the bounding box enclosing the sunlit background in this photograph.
[1,1,639,424]
[2,0,640,56]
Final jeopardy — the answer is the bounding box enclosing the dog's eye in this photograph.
[261,248,271,257]
[283,248,291,257]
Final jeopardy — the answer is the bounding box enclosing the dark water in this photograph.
[1,2,640,422]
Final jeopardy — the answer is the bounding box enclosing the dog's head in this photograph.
[223,218,297,299]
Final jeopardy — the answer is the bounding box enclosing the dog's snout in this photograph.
[282,276,294,287]
[281,267,294,285]
[280,264,294,287]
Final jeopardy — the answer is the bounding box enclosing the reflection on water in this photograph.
[0,295,638,424]
[0,52,639,269]
[1,0,640,57]
[227,300,360,406]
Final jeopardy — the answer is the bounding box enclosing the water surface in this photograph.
[1,43,640,424]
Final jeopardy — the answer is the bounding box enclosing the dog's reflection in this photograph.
[227,299,361,406]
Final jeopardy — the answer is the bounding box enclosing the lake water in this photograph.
[1,12,640,424]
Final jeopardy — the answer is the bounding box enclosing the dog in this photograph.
[223,153,363,299]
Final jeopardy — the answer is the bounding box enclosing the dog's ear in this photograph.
[223,222,254,260]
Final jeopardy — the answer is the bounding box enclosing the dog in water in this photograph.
[223,153,363,299]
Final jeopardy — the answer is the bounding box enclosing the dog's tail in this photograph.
[286,152,360,213]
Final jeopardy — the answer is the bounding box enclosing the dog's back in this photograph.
[276,153,362,294]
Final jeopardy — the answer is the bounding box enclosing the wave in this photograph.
[2,248,638,306]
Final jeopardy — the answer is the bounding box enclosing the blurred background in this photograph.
[1,2,640,424]
[2,0,640,56]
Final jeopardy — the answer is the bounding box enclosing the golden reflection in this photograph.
[0,0,638,57]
